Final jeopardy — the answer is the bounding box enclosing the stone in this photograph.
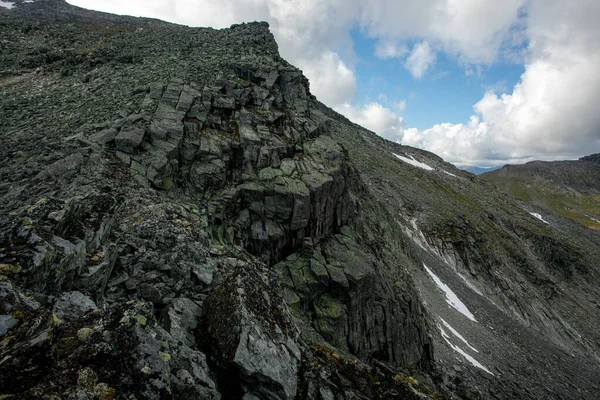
[37,153,84,180]
[53,291,98,322]
[115,127,145,153]
[213,95,236,109]
[89,128,118,145]
[205,266,300,400]
[0,315,19,337]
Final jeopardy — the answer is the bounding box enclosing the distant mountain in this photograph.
[459,165,503,175]
[482,155,600,230]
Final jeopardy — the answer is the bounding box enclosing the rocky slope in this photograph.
[1,1,600,399]
[482,155,600,230]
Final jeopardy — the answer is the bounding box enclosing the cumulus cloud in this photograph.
[299,52,356,106]
[375,41,408,59]
[401,0,600,165]
[337,102,405,141]
[404,41,436,79]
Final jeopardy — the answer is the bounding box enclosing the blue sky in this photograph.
[66,0,600,167]
[349,30,525,130]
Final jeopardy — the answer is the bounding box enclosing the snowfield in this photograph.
[392,153,434,171]
[424,264,477,322]
[529,212,549,224]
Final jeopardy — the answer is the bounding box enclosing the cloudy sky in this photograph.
[67,0,600,167]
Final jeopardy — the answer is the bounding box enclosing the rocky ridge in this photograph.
[482,155,600,230]
[1,1,600,399]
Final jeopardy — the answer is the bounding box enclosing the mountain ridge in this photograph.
[482,154,600,230]
[1,2,600,399]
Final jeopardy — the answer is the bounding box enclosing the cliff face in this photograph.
[1,1,600,400]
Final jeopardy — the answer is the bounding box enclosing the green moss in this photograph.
[135,314,147,326]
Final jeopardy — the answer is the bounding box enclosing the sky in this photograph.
[66,0,600,168]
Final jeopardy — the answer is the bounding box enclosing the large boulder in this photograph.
[205,263,300,400]
[53,291,97,322]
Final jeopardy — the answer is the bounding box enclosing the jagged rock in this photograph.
[115,126,145,153]
[205,264,300,400]
[52,291,97,322]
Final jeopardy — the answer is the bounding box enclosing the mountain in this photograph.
[481,155,600,231]
[1,1,600,399]
[459,165,503,175]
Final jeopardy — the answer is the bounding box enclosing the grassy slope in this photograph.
[482,160,600,231]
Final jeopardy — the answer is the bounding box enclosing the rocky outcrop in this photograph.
[0,298,220,399]
[205,263,301,400]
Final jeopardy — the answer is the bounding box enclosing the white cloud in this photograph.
[299,52,356,106]
[395,100,407,112]
[336,102,404,141]
[375,41,408,59]
[404,41,436,79]
[401,0,600,165]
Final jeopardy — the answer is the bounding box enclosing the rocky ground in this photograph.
[1,1,600,399]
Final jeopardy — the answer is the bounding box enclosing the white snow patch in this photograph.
[424,264,477,322]
[585,214,600,224]
[0,1,14,9]
[440,318,478,353]
[392,153,434,171]
[529,212,549,224]
[442,170,457,178]
[440,325,494,375]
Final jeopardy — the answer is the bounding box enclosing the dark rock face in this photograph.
[1,2,600,400]
[205,264,301,400]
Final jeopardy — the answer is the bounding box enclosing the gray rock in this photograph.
[213,95,236,109]
[53,291,98,322]
[205,265,300,400]
[37,153,84,180]
[115,127,145,153]
[0,315,19,337]
[88,128,118,145]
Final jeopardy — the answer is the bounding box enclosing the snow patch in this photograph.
[0,1,14,9]
[392,153,434,171]
[440,318,478,353]
[585,214,600,224]
[440,325,494,375]
[442,170,457,178]
[424,264,477,322]
[529,212,549,224]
